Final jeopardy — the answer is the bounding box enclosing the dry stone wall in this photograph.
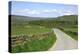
[11,32,53,47]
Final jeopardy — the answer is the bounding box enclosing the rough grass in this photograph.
[59,27,78,40]
[11,25,51,36]
[63,29,78,40]
[11,24,56,53]
[11,33,56,53]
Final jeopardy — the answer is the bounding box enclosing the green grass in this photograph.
[11,24,51,36]
[11,33,56,53]
[60,27,78,40]
[11,24,56,53]
[10,15,78,53]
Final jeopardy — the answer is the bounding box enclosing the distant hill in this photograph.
[10,15,78,21]
[55,15,78,21]
[11,15,46,21]
[10,15,78,25]
[27,15,78,28]
[42,15,78,21]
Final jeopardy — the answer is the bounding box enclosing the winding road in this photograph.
[49,28,78,51]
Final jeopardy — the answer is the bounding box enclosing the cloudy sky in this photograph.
[10,1,78,17]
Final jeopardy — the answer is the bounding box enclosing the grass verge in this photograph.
[11,33,56,53]
[58,27,78,40]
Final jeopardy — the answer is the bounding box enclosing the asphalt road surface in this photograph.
[49,28,78,51]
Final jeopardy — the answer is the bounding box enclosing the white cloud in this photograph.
[15,9,41,15]
[27,10,40,14]
[16,9,30,13]
[51,9,58,12]
[42,10,51,12]
[42,9,58,13]
[23,9,30,12]
[15,9,59,15]
[62,10,74,15]
[57,10,75,16]
[13,8,75,17]
[63,12,72,15]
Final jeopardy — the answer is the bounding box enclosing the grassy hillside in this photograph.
[11,15,78,52]
[11,24,51,35]
[11,15,57,52]
[11,15,78,40]
[55,15,78,21]
[28,15,78,28]
[28,15,78,40]
[11,15,46,24]
[11,15,78,28]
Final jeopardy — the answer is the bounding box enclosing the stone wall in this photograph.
[11,32,53,47]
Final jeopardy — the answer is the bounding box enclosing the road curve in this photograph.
[49,28,78,51]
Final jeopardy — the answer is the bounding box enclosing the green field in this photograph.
[11,24,51,36]
[11,24,56,53]
[28,15,78,40]
[61,27,78,40]
[11,15,78,53]
[12,32,56,53]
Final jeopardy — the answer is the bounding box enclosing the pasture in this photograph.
[62,27,78,40]
[11,24,51,36]
[10,15,78,52]
[11,24,56,53]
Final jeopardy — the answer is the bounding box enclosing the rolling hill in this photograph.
[55,15,78,21]
[10,15,47,22]
[27,15,78,28]
[10,15,78,26]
